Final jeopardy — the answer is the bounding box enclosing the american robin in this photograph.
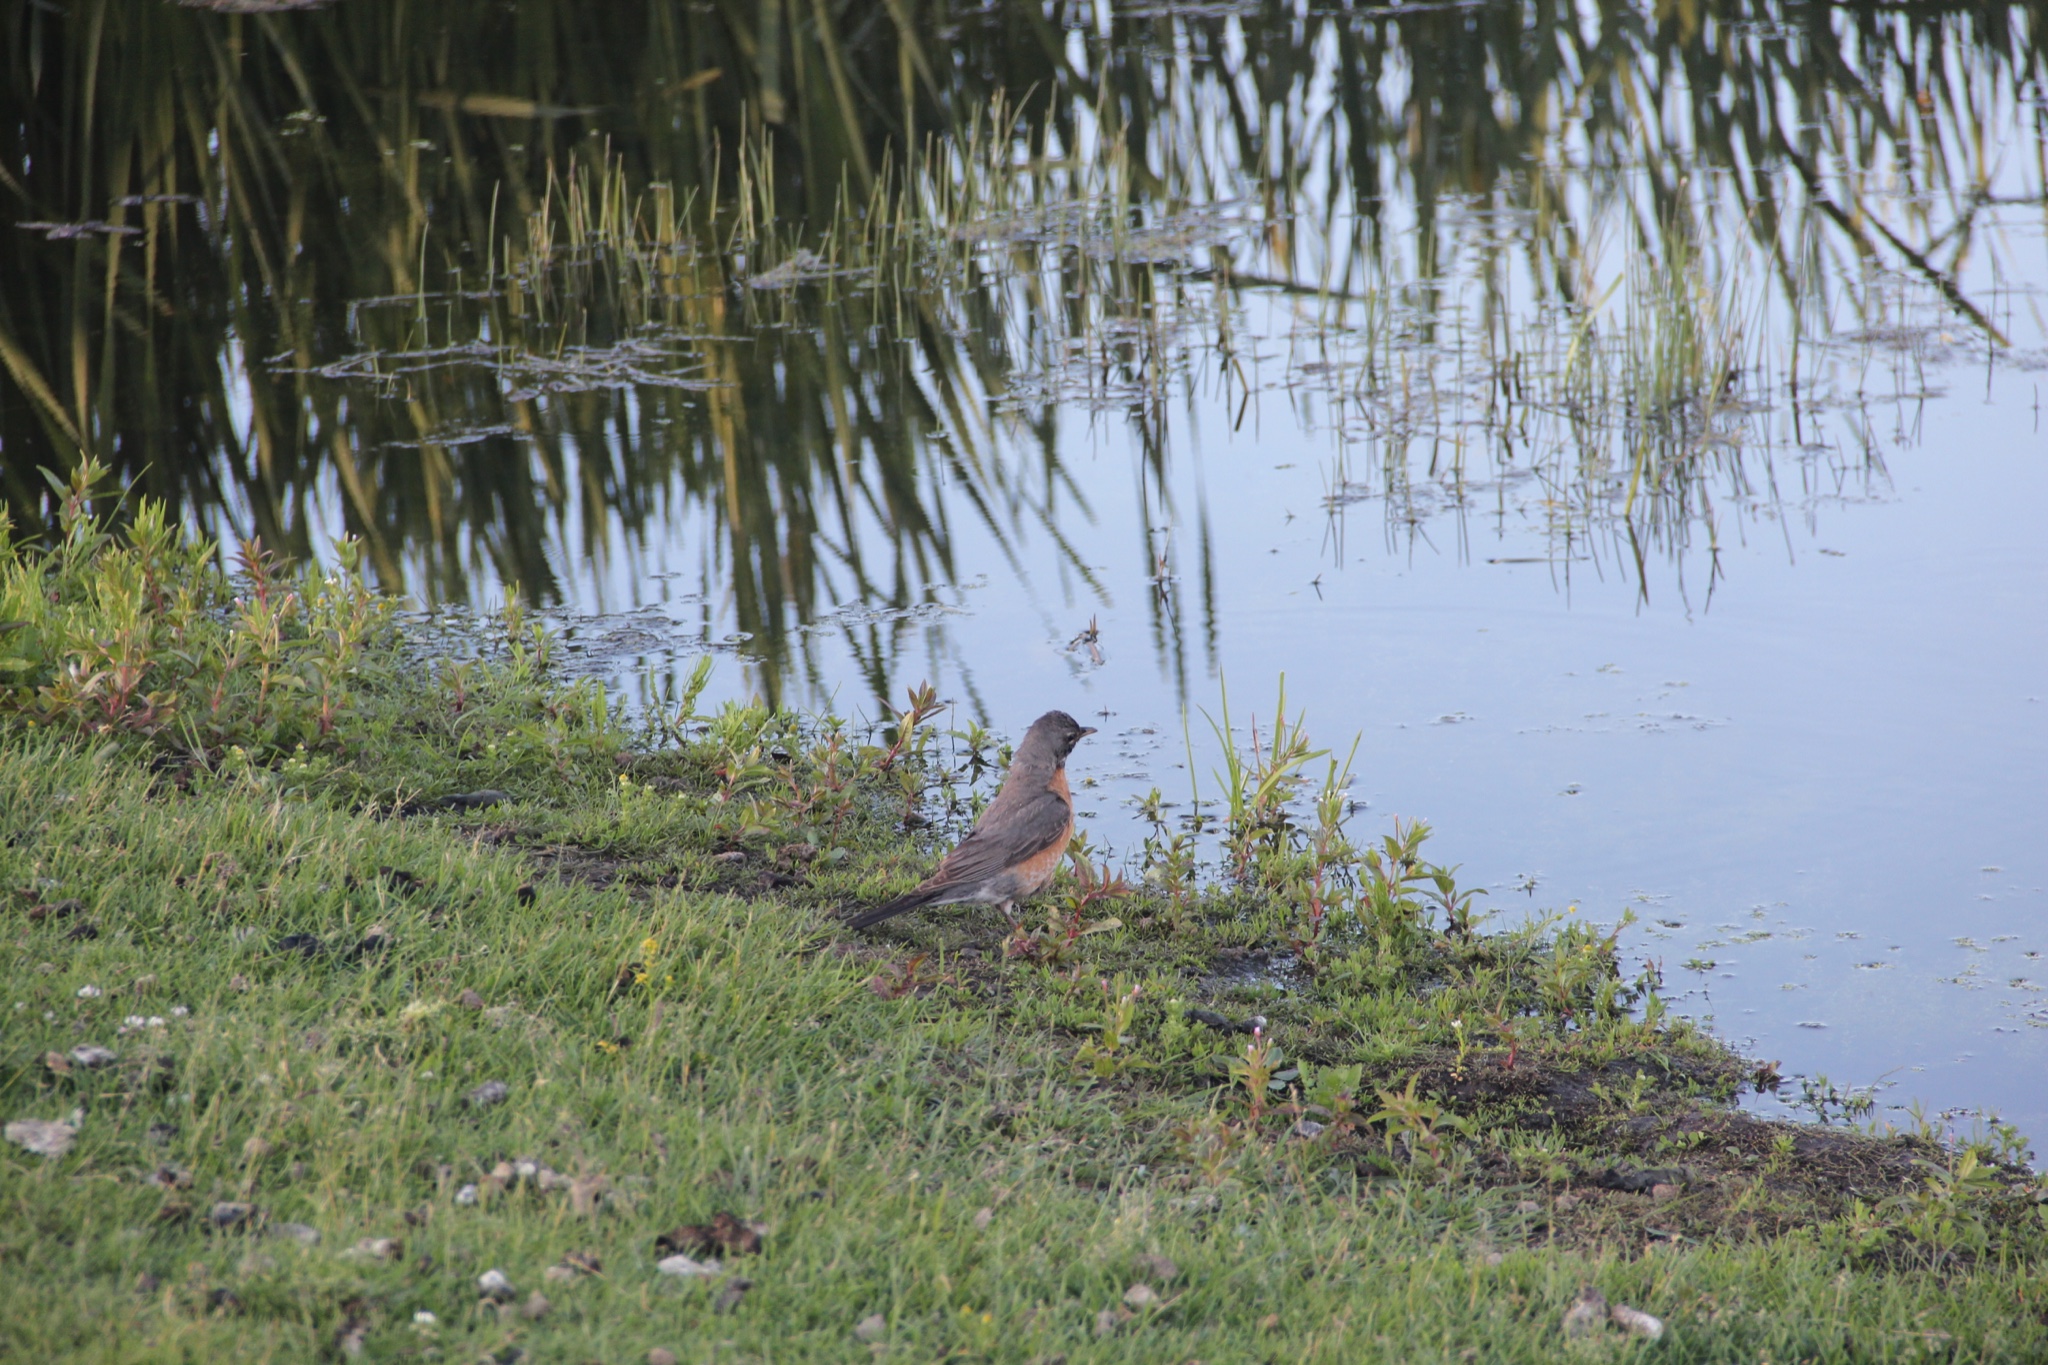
[843,710,1096,931]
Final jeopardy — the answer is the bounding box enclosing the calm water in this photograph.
[3,2,2043,1139]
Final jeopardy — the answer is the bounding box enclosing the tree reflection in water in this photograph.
[0,1,2039,706]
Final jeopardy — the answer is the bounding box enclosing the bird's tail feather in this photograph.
[841,889,937,931]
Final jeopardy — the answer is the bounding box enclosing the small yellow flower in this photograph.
[595,1038,619,1054]
[640,935,660,956]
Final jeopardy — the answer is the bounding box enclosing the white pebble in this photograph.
[655,1254,720,1278]
[1610,1304,1665,1341]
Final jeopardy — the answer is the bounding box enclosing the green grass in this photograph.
[2,492,2046,1363]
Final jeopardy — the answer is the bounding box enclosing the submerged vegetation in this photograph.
[2,1,2042,701]
[2,485,2045,1359]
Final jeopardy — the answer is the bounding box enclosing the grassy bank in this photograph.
[2,474,2045,1363]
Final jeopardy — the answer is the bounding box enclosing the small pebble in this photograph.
[4,1118,77,1158]
[520,1291,551,1320]
[853,1314,886,1342]
[972,1206,993,1230]
[477,1268,516,1300]
[1610,1303,1665,1340]
[655,1254,719,1277]
[209,1201,254,1229]
[69,1044,118,1068]
[1123,1283,1159,1308]
[1562,1287,1608,1340]
[459,989,486,1010]
[1650,1182,1681,1203]
[466,1080,509,1109]
[270,1222,321,1247]
[647,1351,678,1365]
[455,1183,479,1205]
[1133,1253,1178,1281]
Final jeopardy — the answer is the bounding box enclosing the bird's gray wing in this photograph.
[921,787,1071,897]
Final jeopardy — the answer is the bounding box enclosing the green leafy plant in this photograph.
[1007,842,1129,965]
[1074,977,1145,1081]
[1367,1074,1473,1172]
[1221,1026,1298,1122]
[1288,746,1360,971]
[1797,1073,1877,1127]
[1,460,401,760]
[1289,1062,1366,1137]
[1171,1113,1246,1190]
[1203,675,1327,878]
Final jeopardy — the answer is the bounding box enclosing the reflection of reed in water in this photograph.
[0,1,2040,703]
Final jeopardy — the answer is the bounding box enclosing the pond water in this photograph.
[2,3,2043,1140]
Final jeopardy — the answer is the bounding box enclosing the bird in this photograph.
[842,710,1096,932]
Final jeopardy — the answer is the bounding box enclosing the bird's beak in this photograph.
[1078,727,1097,738]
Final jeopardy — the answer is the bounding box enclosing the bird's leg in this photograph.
[999,900,1034,949]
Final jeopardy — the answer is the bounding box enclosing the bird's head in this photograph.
[1024,710,1096,764]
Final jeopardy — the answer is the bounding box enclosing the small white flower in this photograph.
[124,1015,146,1028]
[170,1005,189,1018]
[77,985,102,999]
[412,1310,438,1326]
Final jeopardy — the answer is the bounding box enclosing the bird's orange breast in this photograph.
[1011,767,1075,894]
